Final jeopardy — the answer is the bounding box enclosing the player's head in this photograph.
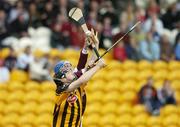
[53,61,76,84]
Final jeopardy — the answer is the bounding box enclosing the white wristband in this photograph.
[82,48,88,54]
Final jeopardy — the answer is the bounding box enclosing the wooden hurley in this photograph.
[69,7,100,58]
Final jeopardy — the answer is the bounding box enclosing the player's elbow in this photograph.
[66,80,84,92]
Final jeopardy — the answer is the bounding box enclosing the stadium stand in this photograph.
[0,49,180,127]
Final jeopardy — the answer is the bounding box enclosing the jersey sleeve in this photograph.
[77,50,88,71]
[74,70,83,78]
[55,92,69,105]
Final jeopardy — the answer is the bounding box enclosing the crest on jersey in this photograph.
[67,94,78,106]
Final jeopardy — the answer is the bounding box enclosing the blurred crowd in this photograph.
[0,0,179,62]
[0,46,54,83]
[138,77,176,116]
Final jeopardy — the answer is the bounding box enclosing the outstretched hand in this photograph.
[90,28,99,48]
[86,58,106,71]
[85,29,99,49]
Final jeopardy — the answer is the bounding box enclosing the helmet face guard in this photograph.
[54,61,73,79]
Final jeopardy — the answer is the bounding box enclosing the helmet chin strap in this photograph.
[54,73,77,83]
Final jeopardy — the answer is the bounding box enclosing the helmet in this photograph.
[54,61,72,79]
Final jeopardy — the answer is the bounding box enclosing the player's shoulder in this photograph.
[56,85,69,94]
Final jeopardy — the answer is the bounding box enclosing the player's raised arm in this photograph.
[53,59,106,93]
[84,29,100,69]
[76,38,89,71]
[66,59,106,92]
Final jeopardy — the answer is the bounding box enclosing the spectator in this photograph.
[89,0,99,12]
[71,25,86,48]
[149,19,161,42]
[160,34,174,61]
[134,6,146,22]
[29,50,50,82]
[8,1,29,24]
[131,23,145,43]
[139,32,160,61]
[8,1,29,36]
[158,80,176,105]
[77,0,85,11]
[147,0,160,16]
[143,13,164,36]
[120,2,135,27]
[138,77,161,115]
[0,59,10,83]
[174,32,180,60]
[57,13,72,47]
[175,39,180,60]
[87,11,98,28]
[0,9,8,42]
[99,0,118,25]
[161,1,180,30]
[95,21,103,34]
[57,0,68,16]
[87,0,99,24]
[17,46,33,71]
[28,2,41,28]
[174,32,180,48]
[50,21,70,49]
[135,0,148,9]
[113,40,127,62]
[4,47,17,71]
[99,16,113,49]
[0,0,179,65]
[113,19,129,45]
[125,36,141,61]
[41,1,56,27]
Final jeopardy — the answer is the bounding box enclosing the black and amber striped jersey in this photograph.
[53,85,86,127]
[53,50,88,127]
